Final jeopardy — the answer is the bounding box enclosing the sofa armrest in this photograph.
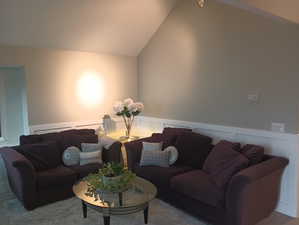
[225,156,289,225]
[102,142,122,164]
[0,147,37,210]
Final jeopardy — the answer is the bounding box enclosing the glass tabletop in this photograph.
[73,177,157,209]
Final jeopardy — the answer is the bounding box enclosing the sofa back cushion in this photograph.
[19,129,96,147]
[203,140,249,189]
[14,142,61,171]
[19,134,43,145]
[150,133,177,149]
[61,134,98,151]
[162,127,192,136]
[174,132,213,169]
[241,144,264,166]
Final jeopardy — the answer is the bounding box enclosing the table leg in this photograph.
[144,206,149,224]
[82,201,87,218]
[118,192,123,206]
[103,216,110,225]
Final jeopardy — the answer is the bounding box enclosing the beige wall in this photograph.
[0,46,138,125]
[139,0,299,133]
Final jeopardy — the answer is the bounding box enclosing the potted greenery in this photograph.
[100,162,125,186]
[84,162,136,194]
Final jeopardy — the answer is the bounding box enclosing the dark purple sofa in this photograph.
[125,128,288,225]
[0,129,122,210]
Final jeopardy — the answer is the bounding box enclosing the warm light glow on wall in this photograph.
[77,71,104,106]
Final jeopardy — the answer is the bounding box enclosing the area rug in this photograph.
[0,198,207,225]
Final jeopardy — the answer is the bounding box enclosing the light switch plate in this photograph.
[248,93,259,102]
[271,123,285,133]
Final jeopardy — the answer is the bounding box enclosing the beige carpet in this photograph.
[0,198,207,225]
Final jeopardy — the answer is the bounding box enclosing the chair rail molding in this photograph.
[135,116,299,218]
[29,116,123,135]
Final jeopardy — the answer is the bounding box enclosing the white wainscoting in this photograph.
[2,116,298,217]
[30,120,102,134]
[135,116,299,217]
[29,117,124,135]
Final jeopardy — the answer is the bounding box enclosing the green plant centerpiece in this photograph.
[84,162,136,197]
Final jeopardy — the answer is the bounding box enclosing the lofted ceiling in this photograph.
[0,0,178,56]
[0,0,298,57]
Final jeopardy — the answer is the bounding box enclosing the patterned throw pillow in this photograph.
[99,136,117,149]
[142,142,163,151]
[81,143,103,152]
[164,146,179,165]
[140,150,170,167]
[79,151,102,165]
[62,146,81,166]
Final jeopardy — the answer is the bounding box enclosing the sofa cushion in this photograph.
[219,140,241,152]
[69,163,102,179]
[60,129,95,136]
[174,132,213,169]
[150,133,177,149]
[14,142,62,171]
[203,140,249,189]
[170,170,224,207]
[61,134,98,151]
[162,127,192,136]
[37,166,77,189]
[134,165,192,190]
[19,129,96,151]
[19,134,42,145]
[241,144,264,166]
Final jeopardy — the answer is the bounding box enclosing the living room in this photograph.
[0,0,299,225]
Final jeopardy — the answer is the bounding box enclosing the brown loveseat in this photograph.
[125,128,288,225]
[0,129,122,210]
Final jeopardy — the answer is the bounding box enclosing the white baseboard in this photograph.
[21,116,299,217]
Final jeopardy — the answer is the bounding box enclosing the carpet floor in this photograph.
[0,197,207,225]
[0,197,296,225]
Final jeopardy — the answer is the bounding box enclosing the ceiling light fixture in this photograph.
[197,0,205,8]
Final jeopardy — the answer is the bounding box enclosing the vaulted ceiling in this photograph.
[0,0,178,56]
[0,0,298,57]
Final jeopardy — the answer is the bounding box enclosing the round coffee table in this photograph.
[73,177,157,225]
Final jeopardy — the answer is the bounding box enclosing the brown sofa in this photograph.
[125,128,288,225]
[0,129,122,210]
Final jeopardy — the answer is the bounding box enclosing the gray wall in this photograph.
[0,46,138,126]
[139,0,299,133]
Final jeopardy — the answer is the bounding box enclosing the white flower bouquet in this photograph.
[113,98,144,138]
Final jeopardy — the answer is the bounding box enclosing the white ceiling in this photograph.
[0,0,298,57]
[0,0,178,56]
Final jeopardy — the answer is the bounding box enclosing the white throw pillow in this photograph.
[140,150,170,167]
[79,151,102,165]
[81,143,103,152]
[164,146,179,165]
[99,136,117,149]
[142,142,163,151]
[62,146,81,166]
